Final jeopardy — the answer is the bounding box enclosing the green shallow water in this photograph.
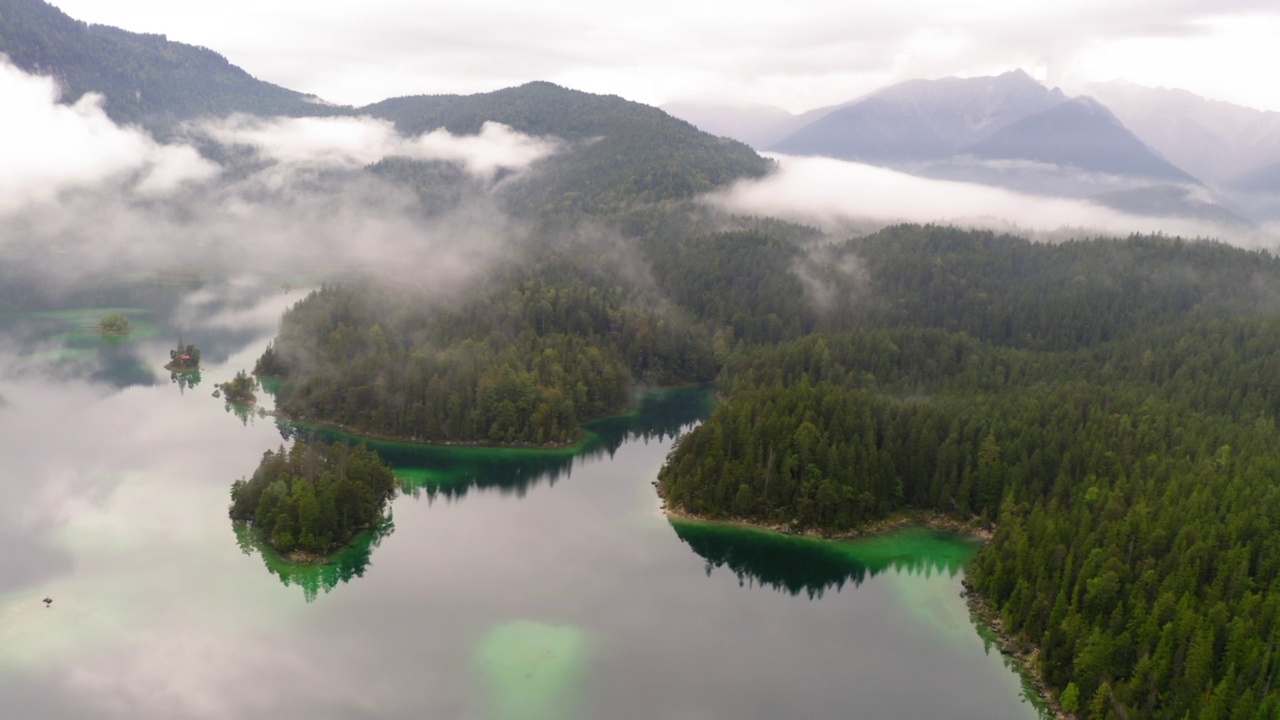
[670,520,980,598]
[283,386,716,499]
[0,278,1047,720]
[473,620,591,720]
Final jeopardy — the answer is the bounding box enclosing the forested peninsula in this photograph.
[658,226,1280,719]
[256,250,723,446]
[230,441,396,559]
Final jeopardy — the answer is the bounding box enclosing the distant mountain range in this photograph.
[0,0,770,216]
[363,84,770,214]
[5,0,1278,226]
[773,71,1064,161]
[766,72,1193,185]
[666,70,1278,224]
[960,96,1194,183]
[1088,81,1280,191]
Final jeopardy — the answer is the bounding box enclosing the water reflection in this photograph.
[169,370,201,394]
[0,272,306,389]
[275,386,715,501]
[234,387,713,599]
[671,520,978,599]
[225,401,268,426]
[232,517,395,603]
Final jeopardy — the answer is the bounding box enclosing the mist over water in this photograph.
[0,275,1046,719]
[0,58,556,293]
[0,50,1061,719]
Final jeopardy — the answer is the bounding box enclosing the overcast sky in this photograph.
[46,0,1280,113]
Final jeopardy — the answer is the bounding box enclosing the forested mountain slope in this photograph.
[364,82,772,215]
[257,251,719,445]
[0,2,773,214]
[0,0,321,128]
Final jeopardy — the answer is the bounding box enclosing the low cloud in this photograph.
[0,60,555,292]
[706,154,1274,243]
[196,115,559,179]
[50,0,1280,114]
[0,60,217,213]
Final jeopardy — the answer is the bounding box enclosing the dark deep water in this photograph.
[0,276,1046,719]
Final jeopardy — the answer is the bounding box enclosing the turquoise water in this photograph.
[0,278,1045,720]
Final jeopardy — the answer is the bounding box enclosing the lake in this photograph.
[0,275,1046,719]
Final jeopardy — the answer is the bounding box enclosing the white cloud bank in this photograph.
[707,154,1271,243]
[47,0,1280,114]
[0,61,217,213]
[196,115,560,178]
[0,59,563,286]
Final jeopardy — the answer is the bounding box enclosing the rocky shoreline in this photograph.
[962,579,1073,719]
[654,482,992,541]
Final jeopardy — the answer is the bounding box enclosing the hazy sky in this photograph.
[47,0,1280,113]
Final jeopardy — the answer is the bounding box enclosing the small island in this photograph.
[165,339,202,371]
[230,441,396,560]
[220,369,257,404]
[99,312,131,336]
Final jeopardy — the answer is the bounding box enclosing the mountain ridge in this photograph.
[960,96,1197,183]
[770,70,1066,161]
[0,0,323,129]
[363,82,772,214]
[0,0,772,216]
[1088,81,1280,186]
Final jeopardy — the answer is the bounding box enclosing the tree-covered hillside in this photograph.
[0,0,321,128]
[843,225,1280,348]
[0,2,774,216]
[658,226,1280,719]
[363,82,773,215]
[259,252,717,445]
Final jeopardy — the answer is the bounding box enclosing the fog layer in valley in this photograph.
[0,59,555,289]
[709,154,1280,247]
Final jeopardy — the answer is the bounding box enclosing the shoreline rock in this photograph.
[962,579,1073,720]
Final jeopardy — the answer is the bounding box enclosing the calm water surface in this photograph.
[0,277,1045,719]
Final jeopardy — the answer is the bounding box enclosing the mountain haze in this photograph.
[363,83,772,214]
[0,0,772,218]
[961,96,1196,182]
[770,70,1065,161]
[1089,81,1280,186]
[659,101,805,149]
[1230,161,1280,195]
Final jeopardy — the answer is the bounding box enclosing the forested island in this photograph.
[165,340,201,371]
[230,441,396,559]
[220,370,257,405]
[99,312,130,335]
